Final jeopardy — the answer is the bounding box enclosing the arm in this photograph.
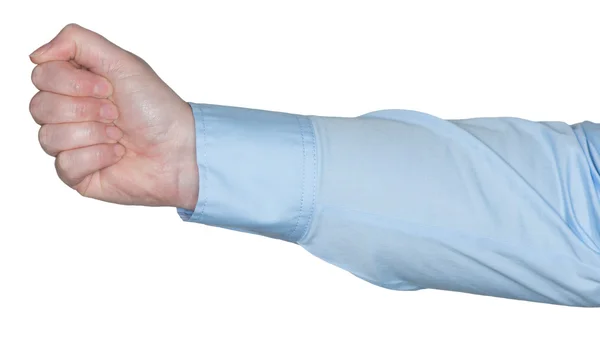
[178,103,600,307]
[29,24,600,308]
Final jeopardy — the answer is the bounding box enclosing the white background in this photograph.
[2,1,600,341]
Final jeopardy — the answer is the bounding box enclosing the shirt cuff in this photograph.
[176,103,318,243]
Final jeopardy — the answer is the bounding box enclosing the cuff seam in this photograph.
[305,117,318,241]
[191,103,209,223]
[286,116,318,242]
[287,116,308,240]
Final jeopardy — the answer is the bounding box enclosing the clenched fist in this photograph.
[28,24,199,210]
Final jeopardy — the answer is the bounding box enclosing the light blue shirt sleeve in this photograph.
[177,102,600,307]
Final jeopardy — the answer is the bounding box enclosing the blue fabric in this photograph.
[178,103,600,307]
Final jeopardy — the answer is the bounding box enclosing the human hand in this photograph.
[29,24,199,210]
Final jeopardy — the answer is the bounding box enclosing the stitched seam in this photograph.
[196,105,209,221]
[302,118,317,240]
[287,116,306,240]
[298,117,318,242]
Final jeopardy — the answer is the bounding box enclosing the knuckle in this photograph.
[55,152,71,174]
[62,23,81,35]
[29,93,43,122]
[38,125,48,147]
[129,51,143,63]
[125,51,149,69]
[133,54,150,69]
[31,65,43,86]
[38,125,55,155]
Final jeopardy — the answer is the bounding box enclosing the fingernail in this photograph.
[106,126,123,141]
[29,42,51,58]
[93,81,111,98]
[114,144,126,157]
[100,104,118,120]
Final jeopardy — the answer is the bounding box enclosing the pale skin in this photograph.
[29,23,199,211]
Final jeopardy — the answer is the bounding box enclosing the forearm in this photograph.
[178,103,600,306]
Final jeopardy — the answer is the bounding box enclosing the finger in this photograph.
[29,23,140,80]
[31,60,112,98]
[55,143,126,187]
[29,91,119,125]
[39,121,123,156]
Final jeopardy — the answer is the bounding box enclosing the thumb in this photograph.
[29,23,138,80]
